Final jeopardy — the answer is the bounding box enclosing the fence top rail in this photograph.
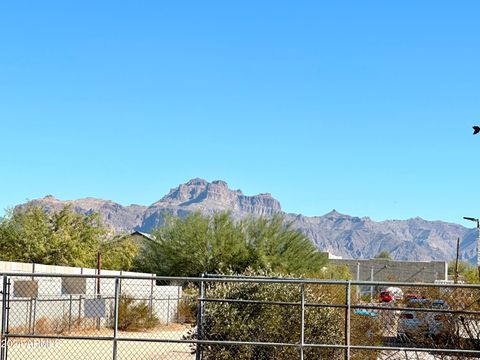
[0,272,479,289]
[203,273,480,289]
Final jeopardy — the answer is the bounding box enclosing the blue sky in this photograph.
[1,1,479,224]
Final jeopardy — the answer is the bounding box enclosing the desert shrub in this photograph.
[317,264,352,281]
[350,312,383,360]
[360,294,372,302]
[13,315,75,335]
[303,282,382,360]
[178,284,198,324]
[196,270,344,360]
[178,297,196,324]
[113,295,159,331]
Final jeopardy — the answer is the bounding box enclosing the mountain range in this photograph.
[18,178,478,262]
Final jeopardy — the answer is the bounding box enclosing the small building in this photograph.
[321,251,343,260]
[129,231,155,242]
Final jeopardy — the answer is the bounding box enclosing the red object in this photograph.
[380,291,394,302]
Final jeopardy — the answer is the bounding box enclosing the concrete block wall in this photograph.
[329,258,448,283]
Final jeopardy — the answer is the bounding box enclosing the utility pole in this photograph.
[476,219,479,280]
[454,237,460,284]
[477,220,479,280]
[463,217,480,280]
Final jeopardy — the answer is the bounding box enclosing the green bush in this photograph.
[178,283,199,323]
[198,270,344,360]
[113,295,159,331]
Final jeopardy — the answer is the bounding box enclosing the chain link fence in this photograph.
[0,273,479,359]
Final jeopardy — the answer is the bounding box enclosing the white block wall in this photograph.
[0,261,183,332]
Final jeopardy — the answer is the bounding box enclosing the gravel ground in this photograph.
[3,324,196,360]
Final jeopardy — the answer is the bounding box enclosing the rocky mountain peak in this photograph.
[324,209,349,219]
[211,180,228,187]
[186,178,209,186]
[154,179,281,215]
[158,178,209,204]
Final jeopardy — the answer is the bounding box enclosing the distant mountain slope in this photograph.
[17,178,477,262]
[22,195,147,233]
[286,211,475,262]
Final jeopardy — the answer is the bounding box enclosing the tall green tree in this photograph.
[137,212,250,277]
[137,212,328,277]
[101,235,140,270]
[374,250,392,260]
[243,215,327,275]
[0,205,138,270]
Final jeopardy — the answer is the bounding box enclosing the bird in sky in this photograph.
[473,126,480,135]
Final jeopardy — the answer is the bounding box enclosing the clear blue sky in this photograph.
[1,1,479,224]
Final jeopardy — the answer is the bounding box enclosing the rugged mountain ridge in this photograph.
[139,178,282,231]
[24,195,147,232]
[17,178,477,262]
[286,211,475,262]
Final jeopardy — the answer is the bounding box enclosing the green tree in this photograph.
[243,215,327,275]
[448,260,478,283]
[374,250,392,260]
[318,264,352,280]
[137,212,327,277]
[101,235,140,270]
[0,205,138,270]
[137,212,250,277]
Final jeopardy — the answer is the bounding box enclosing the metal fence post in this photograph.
[78,295,83,327]
[149,275,154,318]
[177,286,181,322]
[28,298,33,334]
[3,278,10,360]
[68,295,73,332]
[300,284,305,360]
[112,277,120,360]
[370,267,374,302]
[167,296,170,325]
[0,275,7,360]
[356,262,360,300]
[344,281,351,360]
[32,298,36,334]
[196,274,205,360]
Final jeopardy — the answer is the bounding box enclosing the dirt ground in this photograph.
[4,324,196,360]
